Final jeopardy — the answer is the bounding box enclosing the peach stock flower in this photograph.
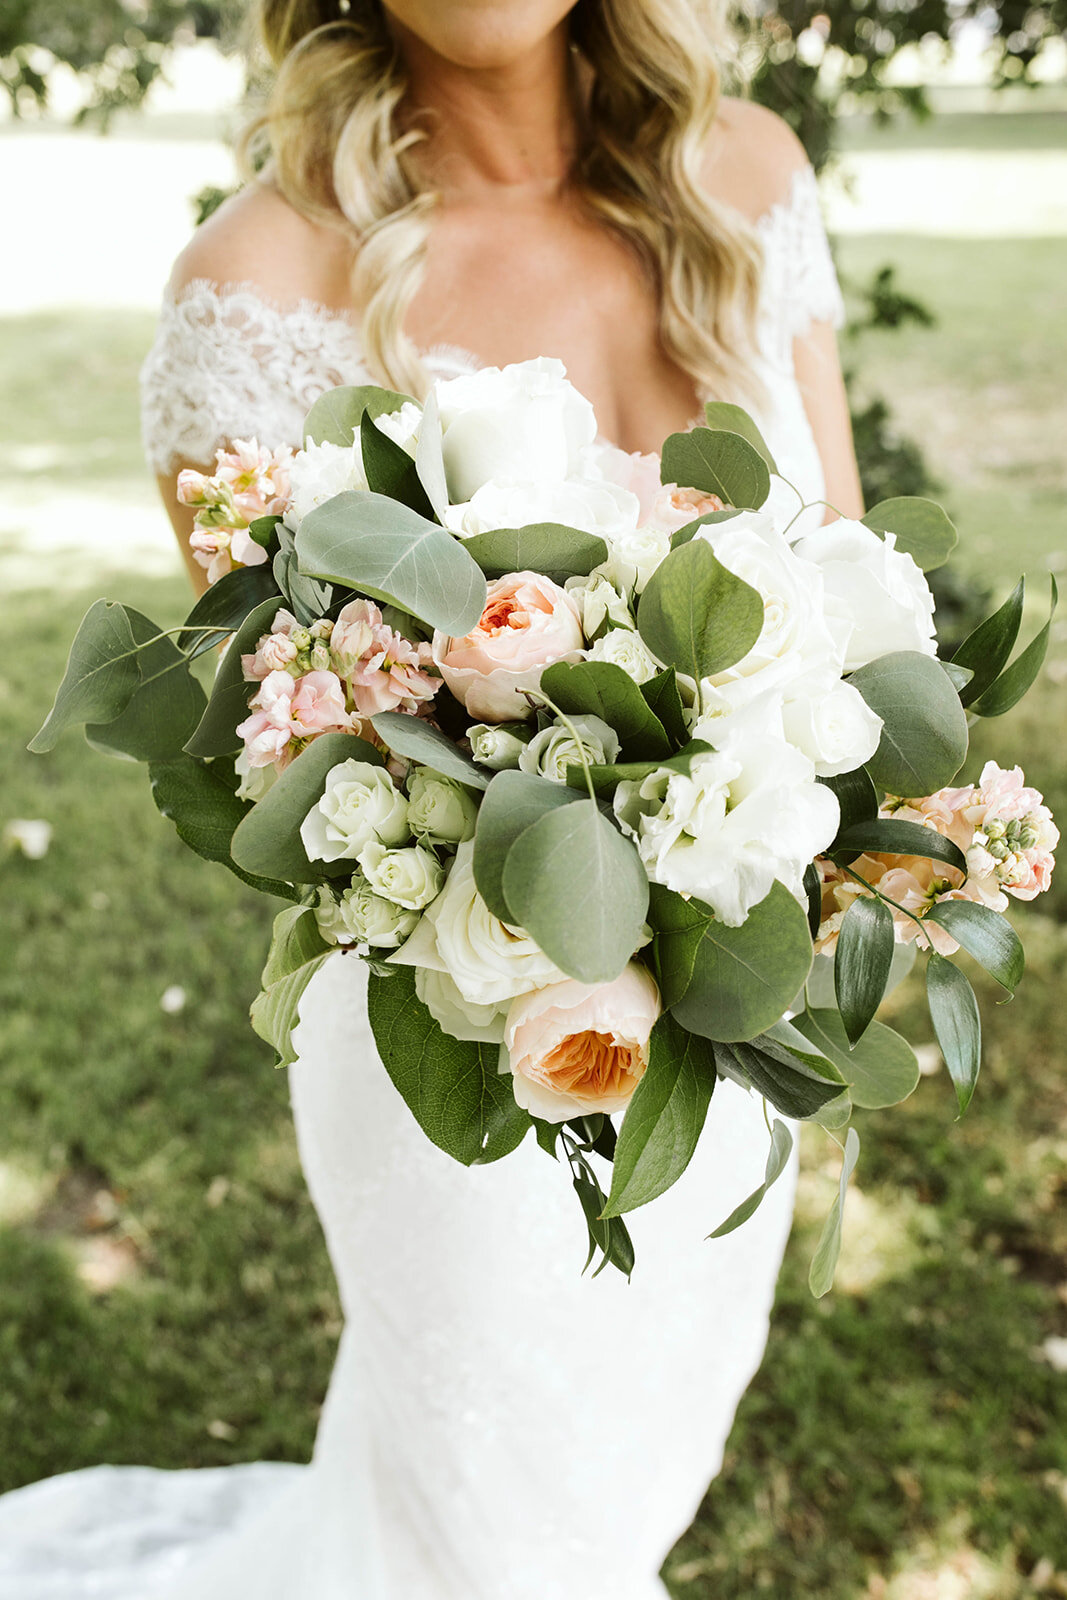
[178,438,291,584]
[503,963,661,1123]
[331,599,439,717]
[433,571,583,723]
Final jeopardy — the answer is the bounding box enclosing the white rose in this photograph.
[614,719,839,926]
[792,519,937,671]
[781,675,884,778]
[358,841,445,909]
[390,840,564,1006]
[597,526,672,595]
[406,768,478,845]
[317,877,419,949]
[564,572,634,637]
[435,357,598,504]
[518,714,621,784]
[285,439,367,533]
[443,477,640,542]
[467,722,532,770]
[373,400,423,455]
[585,626,659,684]
[416,967,507,1044]
[234,749,280,803]
[300,760,410,863]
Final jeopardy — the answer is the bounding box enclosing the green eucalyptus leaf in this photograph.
[717,1036,843,1119]
[367,966,530,1164]
[834,896,896,1045]
[462,523,608,583]
[926,952,982,1115]
[185,596,288,759]
[793,1008,920,1111]
[660,426,770,510]
[702,403,778,474]
[30,599,141,753]
[850,650,969,796]
[809,1127,860,1297]
[925,900,1024,993]
[303,384,415,447]
[296,491,487,636]
[501,800,648,983]
[819,766,879,848]
[637,538,764,681]
[601,1013,716,1218]
[472,769,581,921]
[250,906,333,1067]
[951,579,1024,707]
[149,753,296,899]
[970,577,1057,718]
[707,1118,793,1238]
[85,606,206,763]
[831,818,967,877]
[176,564,282,657]
[231,731,386,885]
[573,738,714,798]
[369,710,490,791]
[862,497,957,571]
[669,508,742,550]
[639,667,689,747]
[540,659,671,762]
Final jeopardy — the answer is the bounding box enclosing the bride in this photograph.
[0,1,863,1595]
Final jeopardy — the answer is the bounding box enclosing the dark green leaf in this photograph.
[176,564,282,657]
[660,426,771,510]
[462,523,608,583]
[637,538,764,681]
[303,384,415,447]
[250,906,333,1067]
[669,509,742,550]
[367,966,530,1164]
[602,1013,716,1217]
[940,661,974,694]
[719,1037,843,1119]
[230,731,386,885]
[809,1128,860,1297]
[472,770,581,921]
[819,765,878,846]
[926,952,982,1115]
[850,650,969,795]
[29,599,141,753]
[971,577,1057,718]
[540,659,671,761]
[360,411,435,518]
[832,817,967,877]
[248,514,281,549]
[573,739,714,798]
[793,1008,920,1111]
[640,667,688,747]
[834,896,896,1044]
[149,753,296,899]
[369,710,490,791]
[862,497,958,571]
[951,579,1024,707]
[702,402,778,474]
[85,607,206,763]
[708,1118,793,1238]
[926,900,1024,993]
[185,596,287,759]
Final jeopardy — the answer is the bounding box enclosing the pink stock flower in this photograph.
[289,671,354,737]
[331,599,440,717]
[179,439,291,585]
[242,610,302,682]
[236,668,353,770]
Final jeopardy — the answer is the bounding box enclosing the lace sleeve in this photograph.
[138,280,371,476]
[756,165,846,371]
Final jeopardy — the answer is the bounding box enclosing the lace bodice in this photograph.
[140,164,844,479]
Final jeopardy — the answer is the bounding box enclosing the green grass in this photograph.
[1,108,1066,1597]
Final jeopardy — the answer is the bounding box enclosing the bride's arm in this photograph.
[794,318,865,520]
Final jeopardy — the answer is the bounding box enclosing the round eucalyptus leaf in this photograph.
[850,650,969,796]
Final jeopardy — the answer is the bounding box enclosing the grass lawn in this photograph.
[1,108,1065,1598]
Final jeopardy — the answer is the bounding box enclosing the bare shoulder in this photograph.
[168,179,353,308]
[702,97,810,223]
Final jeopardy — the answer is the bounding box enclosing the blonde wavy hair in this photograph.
[241,0,765,407]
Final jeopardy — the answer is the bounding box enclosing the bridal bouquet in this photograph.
[32,358,1058,1287]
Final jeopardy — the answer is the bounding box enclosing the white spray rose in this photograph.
[373,400,423,455]
[444,478,639,542]
[314,879,419,950]
[792,519,937,671]
[357,841,445,910]
[285,440,367,532]
[519,715,621,785]
[406,768,478,845]
[597,526,672,595]
[415,967,507,1044]
[564,573,635,637]
[390,840,564,1007]
[585,626,659,684]
[234,749,280,803]
[781,676,884,778]
[467,722,532,770]
[300,760,410,864]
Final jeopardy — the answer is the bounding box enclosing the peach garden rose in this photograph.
[433,571,584,723]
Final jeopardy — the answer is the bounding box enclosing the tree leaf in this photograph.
[366,965,531,1165]
[925,900,1024,993]
[369,710,490,791]
[669,509,743,550]
[149,753,296,899]
[831,817,967,877]
[296,491,487,637]
[970,577,1057,718]
[230,731,386,885]
[501,800,649,983]
[640,667,688,747]
[250,906,333,1067]
[809,1127,860,1298]
[601,1012,716,1217]
[462,523,608,583]
[660,426,770,510]
[540,659,671,761]
[472,769,582,921]
[185,596,288,759]
[29,599,141,752]
[834,896,896,1044]
[175,564,282,657]
[951,578,1024,707]
[637,537,764,681]
[302,384,415,447]
[850,650,969,795]
[702,402,778,474]
[707,1118,793,1238]
[656,881,814,1043]
[862,497,958,571]
[926,952,982,1115]
[793,1008,920,1111]
[85,606,206,763]
[359,410,435,518]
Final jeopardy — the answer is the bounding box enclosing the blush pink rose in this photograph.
[503,963,661,1122]
[647,485,726,535]
[433,571,583,723]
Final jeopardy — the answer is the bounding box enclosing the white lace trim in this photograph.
[139,162,844,475]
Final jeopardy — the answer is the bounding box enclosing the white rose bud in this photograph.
[300,760,410,864]
[781,678,884,778]
[518,714,621,785]
[564,572,635,638]
[357,840,445,910]
[407,768,478,845]
[338,876,420,948]
[468,722,533,770]
[597,527,671,595]
[585,626,659,685]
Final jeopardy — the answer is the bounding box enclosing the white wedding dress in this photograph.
[0,165,844,1600]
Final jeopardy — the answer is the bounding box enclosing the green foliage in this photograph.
[185,596,284,759]
[849,650,969,796]
[926,953,982,1116]
[808,1128,860,1298]
[602,1013,717,1218]
[539,659,672,762]
[472,770,580,921]
[861,496,957,571]
[301,385,415,450]
[149,753,295,900]
[637,539,764,683]
[707,1118,794,1239]
[794,1008,920,1111]
[368,711,490,791]
[833,896,895,1045]
[249,906,331,1068]
[463,524,608,584]
[659,426,771,511]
